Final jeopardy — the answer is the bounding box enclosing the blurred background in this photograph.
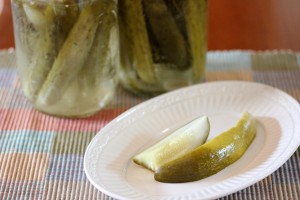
[1,0,300,51]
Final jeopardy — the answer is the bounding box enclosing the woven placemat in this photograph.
[0,50,299,199]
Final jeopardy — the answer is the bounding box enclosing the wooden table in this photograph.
[208,0,300,51]
[1,0,300,51]
[0,0,14,49]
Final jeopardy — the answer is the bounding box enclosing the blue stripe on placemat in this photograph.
[0,69,17,87]
[0,130,55,153]
[207,51,252,71]
[253,70,300,90]
[45,154,86,181]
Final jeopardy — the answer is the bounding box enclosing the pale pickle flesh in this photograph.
[133,116,210,172]
[154,112,257,183]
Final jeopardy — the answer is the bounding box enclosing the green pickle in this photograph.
[133,116,210,172]
[24,5,56,101]
[154,112,257,183]
[143,0,189,69]
[11,0,119,117]
[37,2,101,105]
[119,0,156,84]
[80,2,118,93]
[118,0,208,95]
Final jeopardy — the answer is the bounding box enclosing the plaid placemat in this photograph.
[0,50,299,199]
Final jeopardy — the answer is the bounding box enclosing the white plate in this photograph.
[84,81,300,200]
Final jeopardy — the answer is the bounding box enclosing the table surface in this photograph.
[1,0,300,50]
[0,50,300,199]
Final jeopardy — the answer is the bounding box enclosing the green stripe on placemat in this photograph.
[296,53,300,66]
[250,51,300,102]
[251,51,299,70]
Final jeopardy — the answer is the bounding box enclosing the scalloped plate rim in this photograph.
[84,81,300,200]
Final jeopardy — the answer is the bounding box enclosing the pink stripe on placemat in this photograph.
[0,108,126,132]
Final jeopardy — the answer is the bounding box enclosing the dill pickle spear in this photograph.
[155,112,257,183]
[23,3,51,27]
[37,1,104,105]
[53,0,79,51]
[119,0,156,84]
[184,0,208,81]
[80,1,117,92]
[54,0,79,34]
[22,5,56,101]
[133,116,210,172]
[143,0,189,69]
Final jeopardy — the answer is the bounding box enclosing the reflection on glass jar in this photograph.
[118,0,208,95]
[12,0,119,117]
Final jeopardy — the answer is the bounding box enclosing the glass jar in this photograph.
[118,0,208,95]
[11,0,119,117]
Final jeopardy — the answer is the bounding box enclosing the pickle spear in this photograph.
[22,5,56,101]
[53,0,79,51]
[12,2,39,101]
[155,112,257,183]
[23,3,52,27]
[37,1,105,105]
[53,0,79,34]
[183,0,208,81]
[119,0,156,84]
[133,116,210,172]
[143,0,189,69]
[80,1,117,91]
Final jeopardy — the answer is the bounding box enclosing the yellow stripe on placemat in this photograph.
[251,50,299,70]
[0,153,49,181]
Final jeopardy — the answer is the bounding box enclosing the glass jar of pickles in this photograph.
[11,0,119,117]
[118,0,208,95]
